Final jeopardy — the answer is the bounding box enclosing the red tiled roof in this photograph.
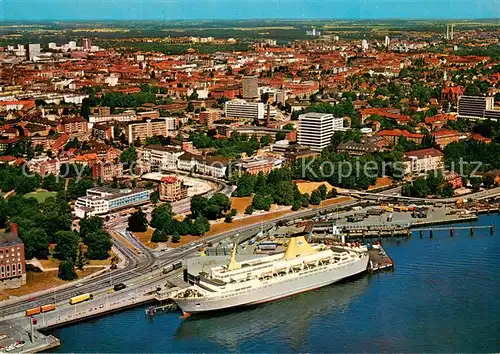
[404,148,444,159]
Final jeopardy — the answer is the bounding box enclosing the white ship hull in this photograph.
[174,254,369,314]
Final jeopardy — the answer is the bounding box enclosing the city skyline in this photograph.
[1,0,499,21]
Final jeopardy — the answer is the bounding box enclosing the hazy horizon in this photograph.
[1,0,499,21]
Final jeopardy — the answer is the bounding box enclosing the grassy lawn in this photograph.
[25,190,57,203]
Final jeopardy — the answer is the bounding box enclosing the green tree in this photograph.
[275,131,287,141]
[54,231,79,261]
[427,171,445,195]
[58,260,78,281]
[85,230,112,260]
[41,174,63,192]
[251,193,273,211]
[79,217,104,240]
[21,228,50,259]
[233,173,255,197]
[150,203,173,230]
[309,189,322,205]
[318,184,327,199]
[127,209,148,232]
[171,232,181,243]
[120,146,138,166]
[151,229,168,242]
[260,135,271,146]
[192,216,210,236]
[75,244,88,271]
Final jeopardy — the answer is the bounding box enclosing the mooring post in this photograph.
[470,226,475,237]
[430,229,433,239]
[450,228,454,237]
[490,225,494,236]
[419,230,423,238]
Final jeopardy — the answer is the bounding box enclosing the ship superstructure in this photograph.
[172,235,369,314]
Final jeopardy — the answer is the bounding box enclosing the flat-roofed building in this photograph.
[177,152,229,178]
[225,100,264,120]
[75,187,150,218]
[297,112,336,152]
[458,95,494,119]
[140,145,183,171]
[127,119,173,144]
[283,144,319,164]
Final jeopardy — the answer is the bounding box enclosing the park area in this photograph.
[24,189,57,203]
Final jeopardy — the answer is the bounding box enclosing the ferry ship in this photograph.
[172,234,369,315]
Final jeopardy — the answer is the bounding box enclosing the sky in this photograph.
[1,0,499,21]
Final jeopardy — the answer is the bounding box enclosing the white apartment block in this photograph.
[225,100,265,120]
[177,152,229,179]
[140,145,183,171]
[297,113,336,152]
[127,119,172,144]
[74,187,150,218]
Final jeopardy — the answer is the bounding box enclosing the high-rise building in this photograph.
[225,100,265,120]
[384,36,390,47]
[242,76,259,99]
[26,43,41,61]
[297,113,337,152]
[361,39,369,52]
[83,38,92,51]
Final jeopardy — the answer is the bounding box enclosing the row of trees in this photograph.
[128,201,213,244]
[233,169,315,212]
[189,131,265,159]
[444,139,500,174]
[402,171,454,198]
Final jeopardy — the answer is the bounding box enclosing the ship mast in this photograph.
[227,234,241,271]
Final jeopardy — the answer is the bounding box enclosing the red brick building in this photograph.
[0,224,26,290]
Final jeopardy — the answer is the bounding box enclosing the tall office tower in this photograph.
[242,76,259,99]
[26,43,41,61]
[297,113,337,152]
[384,36,390,47]
[83,38,92,51]
[361,39,369,52]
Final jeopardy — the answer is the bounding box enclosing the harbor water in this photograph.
[50,215,500,353]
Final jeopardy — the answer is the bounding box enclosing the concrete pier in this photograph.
[367,245,394,273]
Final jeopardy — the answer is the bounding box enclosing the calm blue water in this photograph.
[51,215,500,353]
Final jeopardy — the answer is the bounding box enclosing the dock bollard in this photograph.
[429,230,433,239]
[470,227,475,237]
[450,228,454,237]
[419,230,423,238]
[490,225,494,236]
